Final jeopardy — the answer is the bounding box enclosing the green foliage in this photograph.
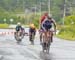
[0,24,9,28]
[33,16,39,28]
[30,14,40,28]
[58,15,75,40]
[58,27,75,40]
[64,15,75,26]
[0,0,75,28]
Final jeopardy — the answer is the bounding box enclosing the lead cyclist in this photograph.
[41,14,56,50]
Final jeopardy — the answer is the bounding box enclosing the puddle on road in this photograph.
[40,51,54,60]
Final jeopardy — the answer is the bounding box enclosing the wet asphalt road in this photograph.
[0,29,75,60]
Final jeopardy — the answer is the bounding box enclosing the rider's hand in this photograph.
[44,29,46,32]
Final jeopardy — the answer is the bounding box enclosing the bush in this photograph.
[58,15,75,40]
[30,14,40,28]
[64,15,75,26]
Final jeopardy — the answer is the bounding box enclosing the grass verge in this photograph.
[57,31,75,41]
[0,24,9,28]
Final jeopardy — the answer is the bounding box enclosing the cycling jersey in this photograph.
[43,20,52,29]
[42,19,53,31]
[40,16,46,24]
[16,25,22,31]
[40,13,48,24]
[29,28,36,32]
[29,28,36,35]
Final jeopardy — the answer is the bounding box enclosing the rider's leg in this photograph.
[51,32,53,42]
[42,32,47,48]
[42,32,45,43]
[39,31,41,41]
[46,30,49,43]
[33,32,36,41]
[44,31,47,43]
[29,32,32,41]
[40,28,43,43]
[44,31,48,49]
[17,31,19,36]
[40,34,42,45]
[46,31,50,47]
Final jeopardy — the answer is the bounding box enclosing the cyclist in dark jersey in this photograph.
[41,14,56,43]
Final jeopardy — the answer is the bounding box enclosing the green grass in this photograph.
[57,35,75,41]
[57,31,75,41]
[57,25,75,41]
[0,24,9,28]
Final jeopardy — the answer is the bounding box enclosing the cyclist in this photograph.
[41,14,56,44]
[15,22,23,36]
[16,22,22,31]
[15,22,25,43]
[29,23,36,44]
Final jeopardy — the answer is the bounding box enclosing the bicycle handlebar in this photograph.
[39,30,56,32]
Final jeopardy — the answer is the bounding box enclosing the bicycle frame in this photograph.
[42,30,53,53]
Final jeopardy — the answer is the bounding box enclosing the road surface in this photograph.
[0,29,75,60]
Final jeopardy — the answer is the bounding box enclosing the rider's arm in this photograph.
[39,15,46,29]
[41,19,46,31]
[52,19,56,32]
[39,15,43,29]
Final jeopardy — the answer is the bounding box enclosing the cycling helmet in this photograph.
[17,22,21,26]
[30,24,35,28]
[47,14,52,19]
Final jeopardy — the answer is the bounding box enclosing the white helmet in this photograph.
[48,14,52,18]
[17,22,21,26]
